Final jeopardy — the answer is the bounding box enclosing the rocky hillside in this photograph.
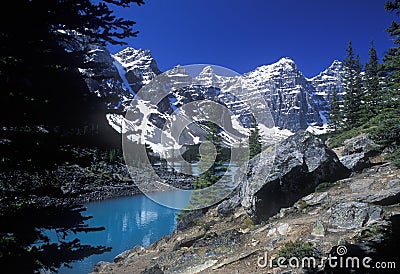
[93,132,400,273]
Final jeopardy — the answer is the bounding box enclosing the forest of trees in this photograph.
[0,0,145,272]
[329,0,400,165]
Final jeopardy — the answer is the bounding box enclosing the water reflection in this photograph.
[56,191,186,274]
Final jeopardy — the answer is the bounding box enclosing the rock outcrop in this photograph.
[339,134,381,172]
[219,131,350,222]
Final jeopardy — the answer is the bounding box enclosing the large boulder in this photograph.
[326,202,382,229]
[339,134,381,172]
[219,131,350,223]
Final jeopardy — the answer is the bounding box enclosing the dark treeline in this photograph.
[0,0,145,272]
[329,0,400,166]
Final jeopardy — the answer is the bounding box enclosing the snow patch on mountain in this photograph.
[92,48,345,155]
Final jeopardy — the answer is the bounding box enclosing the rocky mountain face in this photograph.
[82,47,345,153]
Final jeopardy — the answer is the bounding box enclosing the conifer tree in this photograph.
[248,118,262,159]
[369,0,400,164]
[364,41,381,119]
[193,121,224,189]
[342,41,364,129]
[328,87,341,131]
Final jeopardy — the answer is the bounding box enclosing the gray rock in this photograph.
[141,264,164,274]
[114,245,144,263]
[175,209,205,231]
[172,233,206,251]
[339,134,381,172]
[239,131,350,223]
[217,186,243,216]
[301,192,329,206]
[277,223,290,235]
[93,261,110,272]
[311,220,325,237]
[342,134,380,156]
[327,202,382,229]
[340,153,371,172]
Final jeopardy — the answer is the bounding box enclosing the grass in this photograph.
[315,182,334,192]
[326,128,364,148]
[242,214,255,230]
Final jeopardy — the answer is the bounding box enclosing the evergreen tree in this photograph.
[193,121,224,189]
[342,41,364,129]
[0,0,145,169]
[364,41,382,118]
[0,0,144,132]
[248,118,262,159]
[328,87,341,130]
[369,0,400,165]
[382,0,400,112]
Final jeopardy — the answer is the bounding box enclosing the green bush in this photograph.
[298,200,307,210]
[276,239,316,262]
[175,209,189,223]
[315,182,334,192]
[387,147,400,167]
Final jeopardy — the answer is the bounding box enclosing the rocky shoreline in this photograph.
[0,161,195,210]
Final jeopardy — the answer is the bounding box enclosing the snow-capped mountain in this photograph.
[82,47,344,154]
[307,60,345,133]
[242,57,322,131]
[113,47,162,94]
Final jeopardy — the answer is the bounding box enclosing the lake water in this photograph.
[54,191,190,274]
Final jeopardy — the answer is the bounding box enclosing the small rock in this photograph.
[311,220,325,237]
[93,261,110,272]
[279,207,292,218]
[303,192,329,206]
[277,223,290,235]
[251,239,259,246]
[267,227,277,237]
[141,264,164,274]
[339,134,381,172]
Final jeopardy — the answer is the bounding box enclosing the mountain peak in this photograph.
[253,56,298,74]
[118,47,137,53]
[278,57,296,64]
[114,47,153,61]
[196,65,220,86]
[328,60,342,70]
[198,65,216,76]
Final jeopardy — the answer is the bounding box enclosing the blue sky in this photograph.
[108,0,398,78]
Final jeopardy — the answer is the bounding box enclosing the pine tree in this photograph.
[0,0,144,130]
[342,41,364,129]
[328,87,341,131]
[363,41,382,119]
[368,0,400,165]
[249,118,262,159]
[194,121,224,189]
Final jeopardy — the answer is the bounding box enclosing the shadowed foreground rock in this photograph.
[219,131,351,223]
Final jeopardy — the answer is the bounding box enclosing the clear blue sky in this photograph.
[107,0,398,77]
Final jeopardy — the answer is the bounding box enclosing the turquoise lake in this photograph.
[55,191,190,274]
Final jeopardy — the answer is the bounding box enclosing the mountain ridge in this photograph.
[84,46,345,153]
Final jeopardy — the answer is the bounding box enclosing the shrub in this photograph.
[276,239,316,262]
[298,200,307,210]
[315,182,334,192]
